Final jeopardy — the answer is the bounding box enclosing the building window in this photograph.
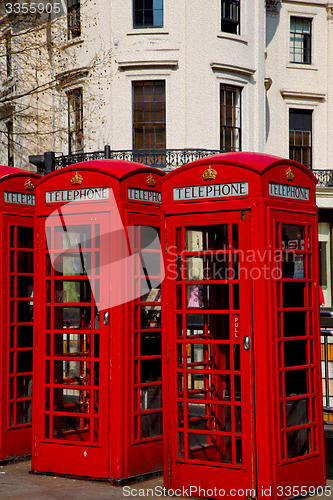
[221,0,240,35]
[133,0,163,29]
[6,120,14,167]
[289,109,312,169]
[290,17,311,64]
[5,32,12,77]
[133,81,166,150]
[67,0,81,39]
[67,88,83,155]
[220,84,241,152]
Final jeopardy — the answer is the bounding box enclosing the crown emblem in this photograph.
[147,174,156,187]
[286,167,294,181]
[24,178,35,191]
[70,172,83,185]
[202,166,217,181]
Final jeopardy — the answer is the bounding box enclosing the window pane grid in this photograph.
[290,17,311,64]
[175,223,244,466]
[275,222,318,462]
[221,0,240,35]
[133,81,166,151]
[133,0,163,28]
[8,225,34,428]
[289,110,312,169]
[133,225,163,442]
[220,85,241,152]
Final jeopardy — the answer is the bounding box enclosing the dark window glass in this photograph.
[220,85,241,152]
[6,120,14,167]
[67,88,83,155]
[221,0,240,34]
[133,81,166,150]
[67,0,81,39]
[133,0,163,28]
[289,109,312,169]
[290,17,311,64]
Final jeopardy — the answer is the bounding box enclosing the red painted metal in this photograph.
[31,159,164,481]
[161,152,325,500]
[0,167,40,462]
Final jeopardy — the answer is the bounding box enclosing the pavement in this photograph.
[0,460,332,500]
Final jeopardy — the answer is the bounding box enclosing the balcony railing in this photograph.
[312,170,333,188]
[54,148,225,171]
[53,149,333,187]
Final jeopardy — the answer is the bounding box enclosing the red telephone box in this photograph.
[0,166,40,462]
[161,153,325,499]
[31,159,164,482]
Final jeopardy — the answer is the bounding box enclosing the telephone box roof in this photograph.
[161,152,317,184]
[0,165,40,181]
[36,159,165,186]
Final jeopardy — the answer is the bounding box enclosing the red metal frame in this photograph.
[0,167,40,462]
[161,153,325,500]
[31,159,164,481]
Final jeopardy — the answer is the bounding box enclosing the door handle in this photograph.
[103,311,109,325]
[244,336,250,351]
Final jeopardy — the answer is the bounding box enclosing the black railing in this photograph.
[312,170,333,188]
[53,149,333,186]
[54,147,224,170]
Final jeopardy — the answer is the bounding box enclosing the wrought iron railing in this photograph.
[312,170,333,188]
[54,149,333,186]
[54,147,224,170]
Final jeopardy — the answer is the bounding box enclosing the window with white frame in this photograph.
[220,84,241,152]
[290,17,311,64]
[221,0,240,35]
[133,0,163,28]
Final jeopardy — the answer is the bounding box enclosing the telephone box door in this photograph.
[34,211,110,478]
[165,210,256,493]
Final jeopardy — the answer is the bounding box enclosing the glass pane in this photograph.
[283,283,306,308]
[141,412,163,438]
[17,351,33,373]
[285,369,308,396]
[186,284,229,309]
[286,399,309,427]
[16,401,32,424]
[53,360,89,385]
[141,306,161,329]
[282,224,304,250]
[140,385,162,410]
[54,226,91,250]
[17,227,33,248]
[17,375,32,398]
[54,280,91,303]
[282,254,305,279]
[284,340,307,367]
[141,359,162,383]
[17,251,33,273]
[17,325,33,348]
[283,311,306,337]
[52,416,90,440]
[186,255,229,281]
[141,331,161,356]
[185,226,228,251]
[53,253,91,276]
[188,434,232,463]
[54,307,91,329]
[287,428,309,458]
